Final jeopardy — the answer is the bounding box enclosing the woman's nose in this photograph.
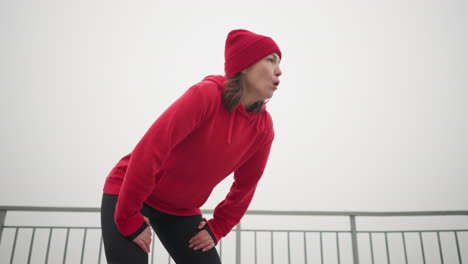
[275,66,282,77]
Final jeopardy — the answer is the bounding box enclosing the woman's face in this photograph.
[242,53,282,103]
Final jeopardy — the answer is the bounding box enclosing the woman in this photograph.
[101,29,282,264]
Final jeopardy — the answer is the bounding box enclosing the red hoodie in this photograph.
[103,75,274,242]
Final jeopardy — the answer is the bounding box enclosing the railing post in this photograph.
[236,222,241,264]
[0,209,6,245]
[350,215,360,264]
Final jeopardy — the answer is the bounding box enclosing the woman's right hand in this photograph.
[132,216,152,253]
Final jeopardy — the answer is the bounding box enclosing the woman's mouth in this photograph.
[272,80,280,90]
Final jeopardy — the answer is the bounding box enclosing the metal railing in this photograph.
[1,206,467,263]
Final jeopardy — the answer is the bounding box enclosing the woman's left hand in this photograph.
[188,221,215,252]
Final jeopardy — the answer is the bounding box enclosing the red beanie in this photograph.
[224,29,282,78]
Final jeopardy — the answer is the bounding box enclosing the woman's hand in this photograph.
[132,216,152,253]
[188,221,215,252]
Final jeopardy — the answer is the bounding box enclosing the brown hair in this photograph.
[222,73,265,113]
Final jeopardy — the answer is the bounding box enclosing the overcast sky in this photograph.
[1,0,467,213]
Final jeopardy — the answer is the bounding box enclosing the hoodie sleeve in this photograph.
[206,125,274,243]
[115,84,217,238]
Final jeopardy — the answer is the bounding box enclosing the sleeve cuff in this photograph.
[203,218,218,245]
[125,221,149,240]
[206,219,222,243]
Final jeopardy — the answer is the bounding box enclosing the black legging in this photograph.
[101,194,221,264]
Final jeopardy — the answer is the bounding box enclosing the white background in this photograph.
[1,0,467,213]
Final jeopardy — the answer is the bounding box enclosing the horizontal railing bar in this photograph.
[3,226,101,229]
[242,229,352,233]
[1,206,468,217]
[0,206,101,213]
[244,210,468,217]
[4,226,468,233]
[358,230,468,233]
[239,229,468,233]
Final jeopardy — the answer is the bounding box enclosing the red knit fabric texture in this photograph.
[224,29,282,78]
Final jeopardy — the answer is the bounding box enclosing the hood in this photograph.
[201,74,268,114]
[202,75,227,91]
[201,74,268,144]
